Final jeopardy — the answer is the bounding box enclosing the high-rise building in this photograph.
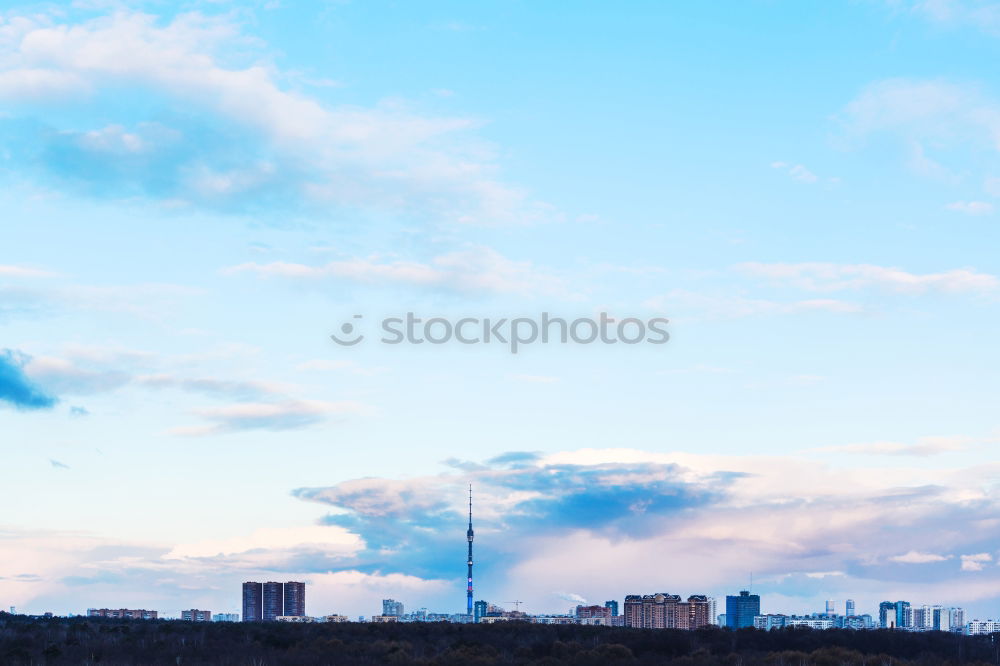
[623,593,708,629]
[181,609,211,622]
[950,607,965,631]
[825,600,835,615]
[284,582,305,617]
[846,599,856,617]
[879,601,895,628]
[676,595,712,630]
[624,595,643,627]
[474,600,488,623]
[382,599,404,617]
[604,600,619,617]
[242,582,263,622]
[895,601,912,629]
[725,591,760,629]
[263,582,284,621]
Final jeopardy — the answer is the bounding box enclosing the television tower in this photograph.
[466,484,474,618]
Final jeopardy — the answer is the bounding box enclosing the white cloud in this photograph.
[895,0,1000,35]
[0,265,58,278]
[961,552,993,571]
[947,200,995,215]
[788,164,819,183]
[135,374,297,398]
[0,10,555,223]
[295,359,381,376]
[0,67,88,99]
[170,399,371,436]
[771,161,824,184]
[985,175,1000,196]
[814,436,973,457]
[510,374,560,384]
[24,355,131,395]
[841,79,1000,182]
[165,526,361,560]
[225,246,574,298]
[645,289,865,319]
[889,550,954,563]
[736,261,999,293]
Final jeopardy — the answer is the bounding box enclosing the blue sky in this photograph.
[2,0,1000,620]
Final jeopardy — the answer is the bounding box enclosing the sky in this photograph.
[1,0,1000,621]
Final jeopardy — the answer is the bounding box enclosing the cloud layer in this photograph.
[0,349,58,410]
[0,10,551,223]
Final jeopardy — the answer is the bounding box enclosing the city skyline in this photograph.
[2,0,1000,622]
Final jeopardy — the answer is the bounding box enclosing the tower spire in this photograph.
[466,484,474,618]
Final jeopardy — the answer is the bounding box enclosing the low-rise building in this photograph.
[322,615,350,623]
[755,613,875,630]
[181,609,211,622]
[966,620,1000,636]
[88,608,158,620]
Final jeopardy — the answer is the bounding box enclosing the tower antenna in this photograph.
[466,484,474,618]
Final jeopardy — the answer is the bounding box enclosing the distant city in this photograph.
[66,589,997,637]
[14,490,1000,636]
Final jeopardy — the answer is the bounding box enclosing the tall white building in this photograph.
[845,599,855,617]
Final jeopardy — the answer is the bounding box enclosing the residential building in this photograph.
[755,613,874,631]
[950,608,966,631]
[382,599,404,617]
[604,600,619,617]
[575,604,611,619]
[180,609,211,622]
[87,609,158,620]
[676,595,712,630]
[622,593,710,629]
[624,593,679,629]
[242,582,263,622]
[879,601,896,628]
[530,615,577,625]
[825,600,835,615]
[371,615,399,623]
[577,616,615,626]
[844,615,876,630]
[966,620,1000,636]
[283,581,305,617]
[474,600,488,623]
[846,599,856,617]
[262,582,284,621]
[213,613,240,622]
[896,601,912,629]
[725,591,760,629]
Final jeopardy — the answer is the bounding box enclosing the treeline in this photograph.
[1,613,999,665]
